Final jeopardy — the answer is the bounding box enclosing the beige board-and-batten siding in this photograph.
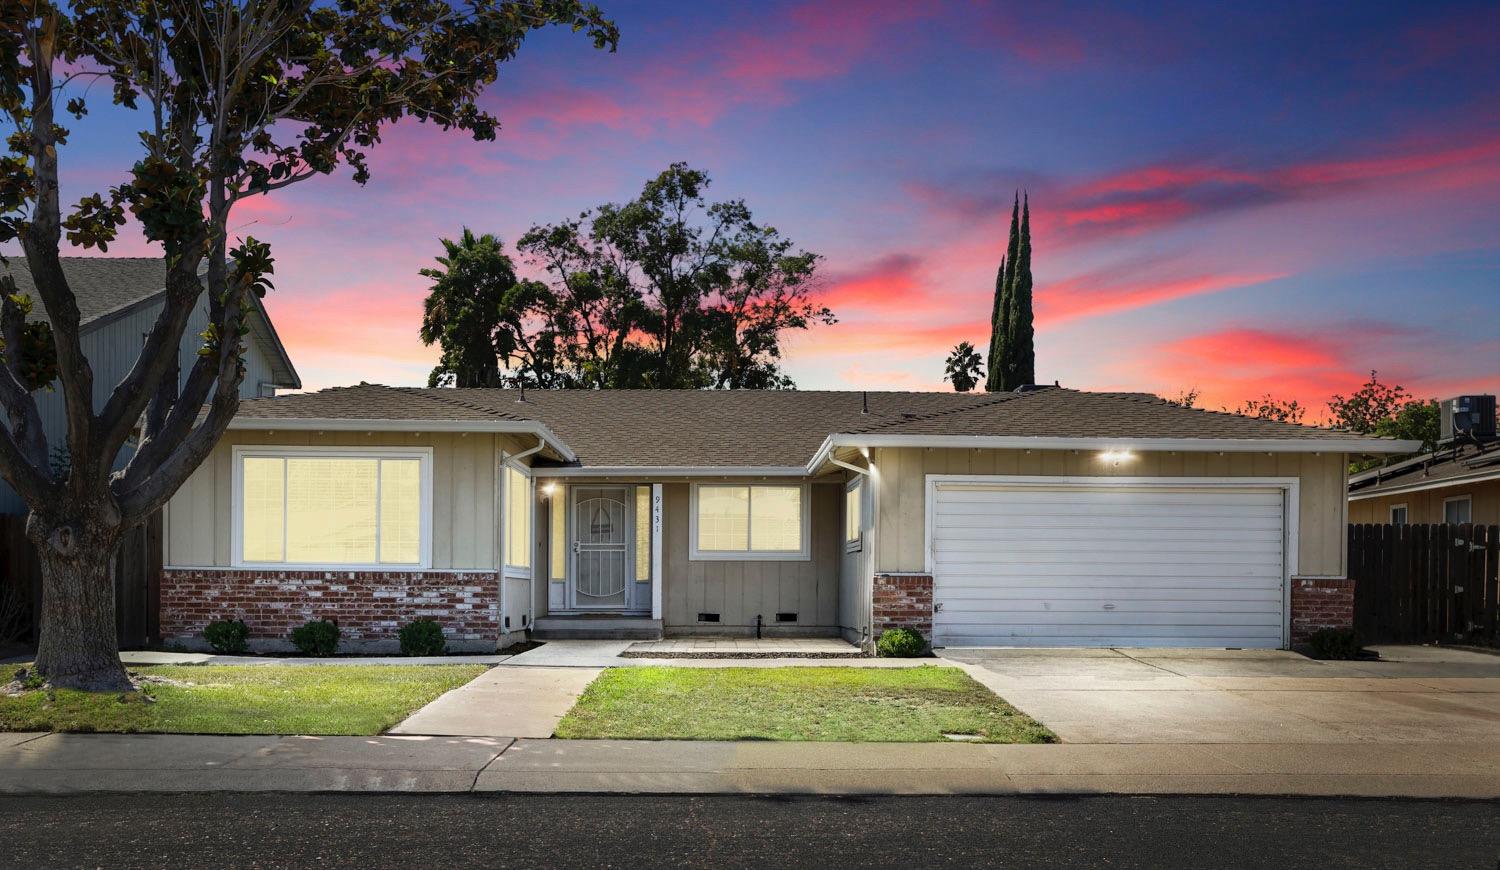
[164,429,538,570]
[660,481,842,635]
[870,447,1351,577]
[1349,479,1500,527]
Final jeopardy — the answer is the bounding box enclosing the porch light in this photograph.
[541,482,558,497]
[1098,450,1135,464]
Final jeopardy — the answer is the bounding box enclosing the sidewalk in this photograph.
[1,732,1496,798]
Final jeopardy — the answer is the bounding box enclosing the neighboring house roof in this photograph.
[2,256,300,389]
[229,384,1420,472]
[1348,441,1500,500]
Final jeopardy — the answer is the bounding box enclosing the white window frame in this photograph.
[231,445,434,570]
[1443,495,1472,525]
[1389,503,1408,525]
[689,482,812,562]
[501,454,534,577]
[844,478,864,553]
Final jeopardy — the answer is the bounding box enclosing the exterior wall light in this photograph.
[541,482,558,497]
[1098,450,1135,464]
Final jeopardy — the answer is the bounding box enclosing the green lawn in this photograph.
[0,663,486,735]
[554,666,1055,743]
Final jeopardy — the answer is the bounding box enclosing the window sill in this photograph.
[688,550,811,562]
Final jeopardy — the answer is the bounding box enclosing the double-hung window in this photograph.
[1443,496,1472,525]
[234,447,431,568]
[691,483,809,560]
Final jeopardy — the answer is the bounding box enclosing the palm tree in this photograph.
[944,341,984,392]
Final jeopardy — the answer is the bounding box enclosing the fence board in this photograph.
[1349,523,1499,645]
[0,512,161,648]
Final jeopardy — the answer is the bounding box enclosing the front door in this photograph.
[569,486,631,610]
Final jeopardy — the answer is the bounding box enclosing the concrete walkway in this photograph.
[1,732,1495,797]
[390,666,600,738]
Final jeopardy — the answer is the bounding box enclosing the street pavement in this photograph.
[0,792,1494,868]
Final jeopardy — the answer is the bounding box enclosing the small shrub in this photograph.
[1307,628,1361,660]
[876,627,926,657]
[290,619,340,657]
[399,619,447,656]
[202,619,250,654]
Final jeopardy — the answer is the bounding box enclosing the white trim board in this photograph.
[922,474,1301,649]
[228,417,576,461]
[539,465,810,478]
[807,433,1419,473]
[230,444,435,571]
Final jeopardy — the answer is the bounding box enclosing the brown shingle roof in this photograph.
[235,384,1404,468]
[3,257,168,326]
[1348,441,1500,497]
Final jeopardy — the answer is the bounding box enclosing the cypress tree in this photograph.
[985,193,1021,392]
[1006,194,1035,387]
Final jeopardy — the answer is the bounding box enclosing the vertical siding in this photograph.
[165,430,508,570]
[1349,481,1500,526]
[0,298,287,514]
[873,447,1350,577]
[660,481,840,634]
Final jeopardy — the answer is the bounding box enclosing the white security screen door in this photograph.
[569,486,631,610]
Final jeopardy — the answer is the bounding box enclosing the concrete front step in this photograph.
[532,616,663,640]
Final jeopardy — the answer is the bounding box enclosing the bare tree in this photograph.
[0,0,615,690]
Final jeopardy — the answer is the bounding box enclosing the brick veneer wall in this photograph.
[1290,577,1355,644]
[160,568,500,650]
[872,573,933,637]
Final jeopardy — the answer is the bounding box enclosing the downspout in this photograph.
[502,437,546,643]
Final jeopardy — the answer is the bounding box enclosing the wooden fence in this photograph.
[1348,523,1499,645]
[0,512,162,649]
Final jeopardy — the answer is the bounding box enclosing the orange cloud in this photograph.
[1037,271,1286,326]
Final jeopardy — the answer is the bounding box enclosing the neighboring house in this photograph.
[1348,396,1499,526]
[0,257,301,514]
[158,385,1415,652]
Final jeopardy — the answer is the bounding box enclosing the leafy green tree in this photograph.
[943,341,983,392]
[419,230,559,388]
[514,163,833,389]
[1234,395,1307,423]
[1328,371,1413,434]
[0,0,616,691]
[986,193,1034,391]
[1374,400,1440,452]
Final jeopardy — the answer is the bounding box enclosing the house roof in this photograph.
[1348,440,1500,500]
[230,384,1420,472]
[1,256,300,388]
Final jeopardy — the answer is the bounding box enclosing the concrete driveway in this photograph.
[941,645,1500,744]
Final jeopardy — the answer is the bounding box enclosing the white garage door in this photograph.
[930,480,1287,648]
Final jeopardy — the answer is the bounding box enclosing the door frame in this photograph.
[566,484,636,612]
[923,474,1301,648]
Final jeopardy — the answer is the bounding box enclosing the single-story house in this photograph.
[1349,443,1499,526]
[159,385,1416,652]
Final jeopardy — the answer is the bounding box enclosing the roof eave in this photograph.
[807,433,1420,472]
[226,415,576,462]
[537,465,811,478]
[1348,468,1500,501]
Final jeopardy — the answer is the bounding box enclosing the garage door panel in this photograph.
[930,480,1287,649]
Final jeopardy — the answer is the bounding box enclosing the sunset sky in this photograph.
[29,0,1500,417]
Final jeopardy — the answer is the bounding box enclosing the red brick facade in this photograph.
[160,568,500,650]
[1290,577,1355,644]
[872,573,934,637]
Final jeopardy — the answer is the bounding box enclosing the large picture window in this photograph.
[234,448,430,568]
[690,484,808,560]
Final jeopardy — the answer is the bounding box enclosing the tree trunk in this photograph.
[30,519,131,692]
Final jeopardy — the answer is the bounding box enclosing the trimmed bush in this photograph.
[290,619,340,657]
[399,619,447,656]
[202,619,250,654]
[876,627,926,658]
[1307,628,1361,660]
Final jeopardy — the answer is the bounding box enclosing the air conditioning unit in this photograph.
[1440,395,1497,443]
